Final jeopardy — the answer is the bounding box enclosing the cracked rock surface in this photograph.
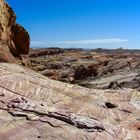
[0,63,140,140]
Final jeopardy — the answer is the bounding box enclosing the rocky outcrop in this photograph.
[79,58,140,90]
[0,63,140,139]
[0,0,30,63]
[30,48,65,57]
[74,65,98,80]
[80,70,140,90]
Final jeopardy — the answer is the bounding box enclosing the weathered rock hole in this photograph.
[137,127,140,131]
[105,102,117,109]
[37,136,41,139]
[0,93,5,97]
[40,103,44,106]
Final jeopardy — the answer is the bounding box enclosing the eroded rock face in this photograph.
[0,0,16,41]
[0,43,17,63]
[11,23,30,56]
[0,0,30,63]
[0,63,140,140]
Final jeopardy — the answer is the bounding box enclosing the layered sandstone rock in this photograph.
[30,48,140,90]
[0,0,30,63]
[0,63,140,140]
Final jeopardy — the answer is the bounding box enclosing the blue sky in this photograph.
[7,0,140,49]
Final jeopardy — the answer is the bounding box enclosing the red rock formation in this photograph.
[0,0,30,63]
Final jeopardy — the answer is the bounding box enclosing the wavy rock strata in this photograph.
[0,63,139,140]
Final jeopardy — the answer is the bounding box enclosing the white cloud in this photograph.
[57,38,128,45]
[30,39,128,49]
[31,41,46,45]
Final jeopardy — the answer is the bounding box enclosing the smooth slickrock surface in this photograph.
[0,63,140,140]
